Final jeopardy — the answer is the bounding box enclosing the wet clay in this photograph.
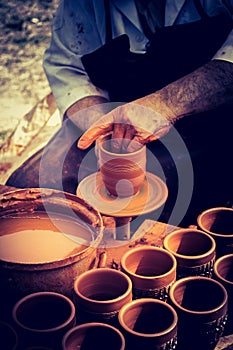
[0,212,93,263]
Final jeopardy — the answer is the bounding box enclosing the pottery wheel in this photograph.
[77,172,168,217]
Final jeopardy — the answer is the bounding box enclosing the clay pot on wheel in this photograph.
[97,133,146,197]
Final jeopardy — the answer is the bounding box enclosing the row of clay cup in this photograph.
[7,246,233,350]
[2,276,225,350]
[70,252,232,350]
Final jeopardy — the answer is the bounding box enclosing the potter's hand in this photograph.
[77,101,172,152]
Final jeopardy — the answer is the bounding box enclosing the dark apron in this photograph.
[6,1,233,227]
[81,0,232,101]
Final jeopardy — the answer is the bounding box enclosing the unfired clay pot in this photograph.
[120,246,177,300]
[169,276,228,350]
[12,291,76,349]
[97,133,146,197]
[118,298,178,350]
[73,267,132,325]
[197,207,233,257]
[214,254,233,335]
[62,322,125,350]
[163,228,216,279]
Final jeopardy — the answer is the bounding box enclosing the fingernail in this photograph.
[77,139,86,149]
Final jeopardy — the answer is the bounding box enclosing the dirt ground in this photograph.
[0,0,60,142]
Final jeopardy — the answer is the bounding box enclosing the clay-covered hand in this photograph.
[77,101,172,152]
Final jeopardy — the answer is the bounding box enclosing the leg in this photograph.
[6,119,97,194]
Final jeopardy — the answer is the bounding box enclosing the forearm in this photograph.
[66,95,109,117]
[138,60,233,123]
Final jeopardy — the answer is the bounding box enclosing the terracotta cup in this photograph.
[214,254,233,335]
[97,133,146,197]
[73,267,132,325]
[120,246,177,300]
[12,291,76,350]
[118,298,178,350]
[163,228,216,279]
[0,321,18,350]
[169,276,228,350]
[197,207,233,257]
[62,322,125,350]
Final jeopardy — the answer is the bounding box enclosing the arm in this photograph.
[66,95,109,131]
[140,59,233,123]
[78,59,233,151]
[43,0,109,120]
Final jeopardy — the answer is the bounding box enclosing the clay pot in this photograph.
[169,276,228,350]
[118,298,178,350]
[0,321,18,350]
[163,228,216,279]
[0,188,103,312]
[214,254,233,335]
[197,207,233,257]
[62,322,125,350]
[120,246,177,300]
[97,133,146,197]
[12,291,76,350]
[73,267,132,325]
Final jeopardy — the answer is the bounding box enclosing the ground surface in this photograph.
[0,0,60,142]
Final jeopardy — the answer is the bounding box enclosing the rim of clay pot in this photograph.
[163,229,216,265]
[0,321,18,350]
[0,188,104,269]
[118,298,178,339]
[214,254,233,285]
[169,276,228,317]
[120,246,177,288]
[197,207,233,238]
[62,322,125,350]
[73,268,132,312]
[98,133,146,157]
[12,291,76,333]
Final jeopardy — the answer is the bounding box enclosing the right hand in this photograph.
[77,101,172,152]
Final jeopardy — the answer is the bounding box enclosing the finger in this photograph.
[126,132,156,153]
[126,124,172,152]
[77,122,113,149]
[121,124,135,152]
[111,123,125,153]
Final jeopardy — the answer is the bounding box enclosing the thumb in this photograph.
[77,121,113,149]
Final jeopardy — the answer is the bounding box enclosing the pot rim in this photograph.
[118,298,178,338]
[169,276,228,315]
[62,322,125,350]
[12,291,76,333]
[214,254,233,285]
[73,267,132,306]
[163,228,216,261]
[0,188,104,269]
[121,246,177,281]
[197,207,233,238]
[98,132,146,157]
